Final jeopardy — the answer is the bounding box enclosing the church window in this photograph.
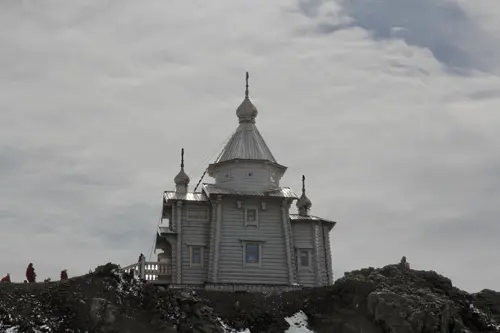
[298,249,311,269]
[190,246,203,266]
[244,242,261,265]
[244,207,259,226]
[270,172,276,183]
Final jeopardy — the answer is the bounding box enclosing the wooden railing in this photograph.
[121,261,172,282]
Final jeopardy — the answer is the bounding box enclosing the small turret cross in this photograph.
[302,175,306,194]
[181,148,185,168]
[245,71,249,98]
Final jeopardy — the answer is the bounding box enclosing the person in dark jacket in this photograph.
[137,253,145,278]
[0,273,10,282]
[60,269,68,280]
[26,263,36,283]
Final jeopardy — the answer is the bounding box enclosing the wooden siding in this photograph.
[286,214,298,284]
[291,221,316,286]
[316,222,329,286]
[157,195,332,287]
[207,200,217,282]
[181,202,211,284]
[217,197,289,284]
[323,223,334,284]
[176,202,182,283]
[280,201,295,284]
[164,234,177,283]
[212,198,223,282]
[212,163,282,192]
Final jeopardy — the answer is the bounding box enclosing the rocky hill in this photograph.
[0,262,498,333]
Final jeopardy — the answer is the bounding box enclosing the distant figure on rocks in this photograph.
[399,256,410,270]
[26,263,36,283]
[60,269,68,280]
[138,253,145,278]
[0,273,10,283]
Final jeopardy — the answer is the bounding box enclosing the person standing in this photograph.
[60,269,68,280]
[137,253,146,279]
[26,263,36,283]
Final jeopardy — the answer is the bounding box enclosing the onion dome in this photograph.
[174,148,190,186]
[296,175,312,216]
[236,72,258,123]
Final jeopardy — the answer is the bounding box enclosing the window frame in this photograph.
[244,206,259,227]
[243,241,262,266]
[297,249,312,270]
[189,246,203,267]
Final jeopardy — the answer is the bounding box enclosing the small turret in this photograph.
[174,148,190,194]
[236,72,258,124]
[296,175,312,216]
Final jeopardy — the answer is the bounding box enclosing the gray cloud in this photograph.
[299,0,500,75]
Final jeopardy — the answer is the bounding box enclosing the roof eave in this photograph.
[207,159,287,176]
[202,183,297,199]
[290,214,338,226]
[163,191,208,203]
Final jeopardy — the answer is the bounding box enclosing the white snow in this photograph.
[470,303,500,332]
[219,310,316,333]
[5,327,20,333]
[218,317,251,333]
[284,311,315,333]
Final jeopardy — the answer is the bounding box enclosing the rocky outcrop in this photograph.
[0,262,498,333]
[200,264,500,333]
[474,289,500,324]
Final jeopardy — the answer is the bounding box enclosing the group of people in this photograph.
[1,263,69,283]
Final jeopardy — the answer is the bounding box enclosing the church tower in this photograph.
[206,72,287,193]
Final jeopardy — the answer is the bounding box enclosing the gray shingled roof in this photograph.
[163,191,208,202]
[214,122,277,164]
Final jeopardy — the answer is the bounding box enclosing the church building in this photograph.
[154,73,336,291]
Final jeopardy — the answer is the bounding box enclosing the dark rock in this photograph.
[89,297,118,332]
[0,261,498,333]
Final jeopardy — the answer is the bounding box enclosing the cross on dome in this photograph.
[245,71,249,98]
[174,148,190,189]
[296,175,312,216]
[236,71,258,124]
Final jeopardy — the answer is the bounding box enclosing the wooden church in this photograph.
[128,73,337,292]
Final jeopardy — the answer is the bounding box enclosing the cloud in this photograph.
[298,0,500,75]
[0,0,499,292]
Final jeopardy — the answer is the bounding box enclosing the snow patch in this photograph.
[5,327,20,333]
[285,311,315,333]
[470,303,500,332]
[218,311,316,333]
[218,317,251,333]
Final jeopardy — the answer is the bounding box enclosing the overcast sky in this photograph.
[1,0,499,292]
